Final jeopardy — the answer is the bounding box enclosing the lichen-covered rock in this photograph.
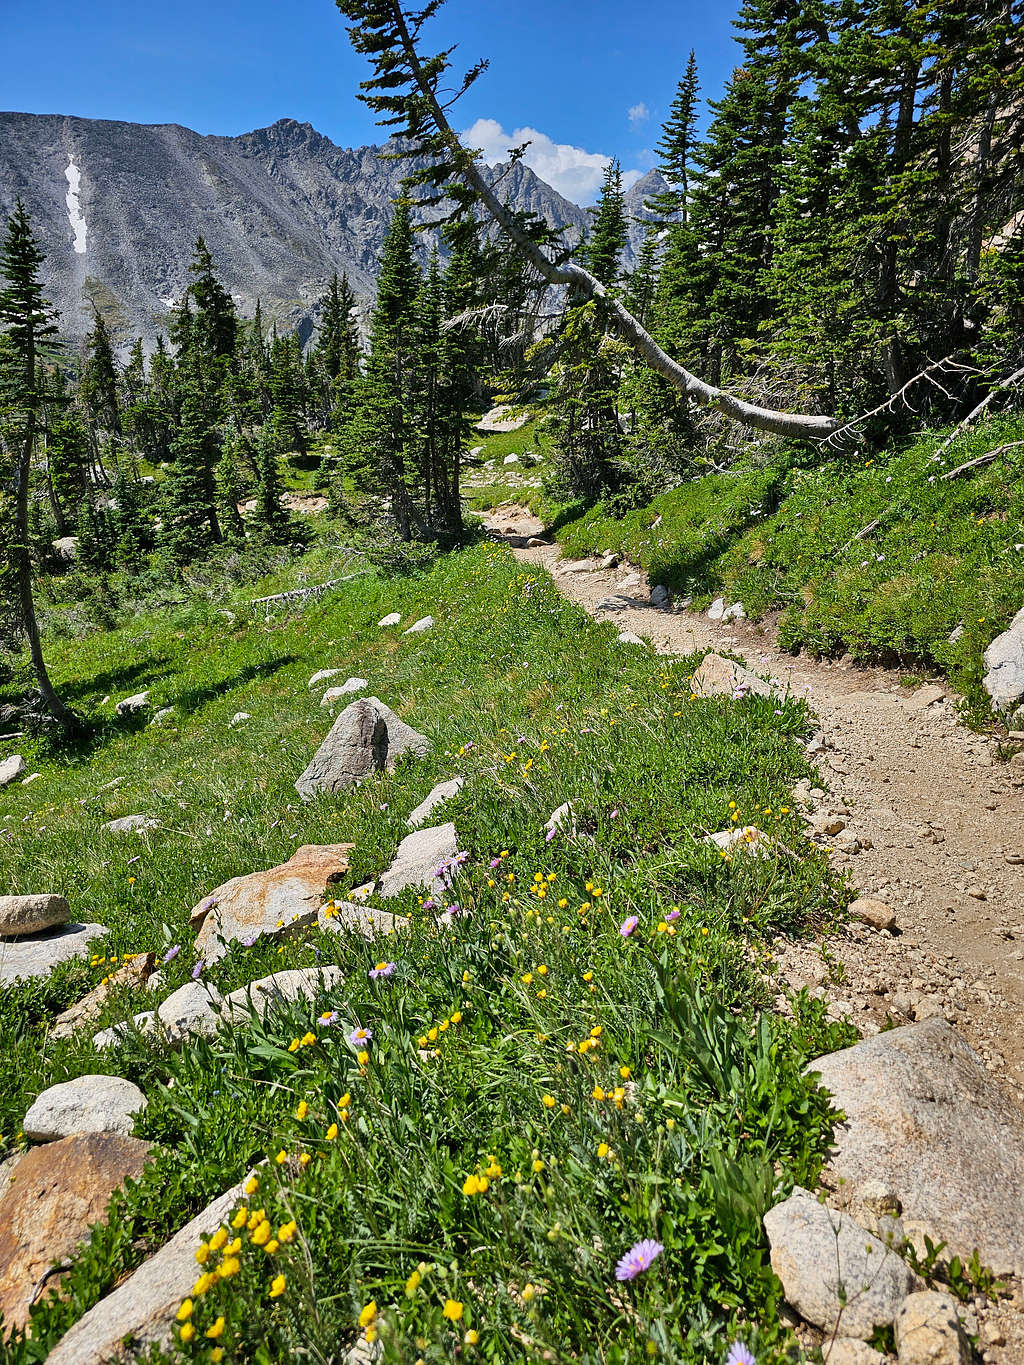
[295,697,430,799]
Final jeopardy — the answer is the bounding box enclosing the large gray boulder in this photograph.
[23,1074,147,1141]
[982,605,1024,712]
[295,697,430,798]
[810,1018,1024,1277]
[222,966,343,1023]
[155,981,224,1043]
[45,1172,252,1364]
[764,1186,921,1339]
[0,922,106,986]
[0,754,25,788]
[689,652,781,700]
[379,823,459,899]
[0,893,70,939]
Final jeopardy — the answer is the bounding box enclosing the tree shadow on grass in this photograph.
[59,658,169,705]
[171,656,298,717]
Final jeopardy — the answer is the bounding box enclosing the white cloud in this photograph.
[628,102,650,126]
[460,116,638,204]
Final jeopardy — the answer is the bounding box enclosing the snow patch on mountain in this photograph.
[64,156,87,254]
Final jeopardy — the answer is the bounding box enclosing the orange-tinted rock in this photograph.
[0,1133,151,1335]
[49,953,157,1041]
[190,843,353,962]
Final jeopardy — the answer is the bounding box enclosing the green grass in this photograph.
[0,543,851,1363]
[549,413,1024,716]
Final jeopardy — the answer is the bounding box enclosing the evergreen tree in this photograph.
[646,50,701,222]
[252,423,291,543]
[583,160,628,290]
[160,367,221,564]
[216,425,247,546]
[46,410,90,536]
[111,469,150,571]
[186,236,238,365]
[81,310,121,441]
[0,201,79,729]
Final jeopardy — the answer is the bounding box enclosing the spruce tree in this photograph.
[216,424,247,546]
[160,367,221,564]
[583,160,628,290]
[253,423,291,543]
[0,201,79,730]
[646,50,701,222]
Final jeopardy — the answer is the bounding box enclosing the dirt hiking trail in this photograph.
[485,505,1024,1108]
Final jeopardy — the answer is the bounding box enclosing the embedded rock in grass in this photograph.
[318,901,407,937]
[650,584,671,608]
[379,823,459,899]
[407,777,465,829]
[618,631,645,646]
[50,952,158,1040]
[503,453,520,465]
[764,1186,921,1339]
[295,697,430,799]
[704,826,773,858]
[150,708,175,726]
[0,894,69,939]
[689,652,781,700]
[115,691,150,716]
[0,755,25,788]
[809,1018,1024,1278]
[0,1133,152,1336]
[229,711,251,727]
[722,602,746,623]
[404,616,434,635]
[222,966,343,1023]
[544,802,576,838]
[0,922,106,986]
[308,668,343,689]
[191,843,353,961]
[45,1170,253,1364]
[321,678,369,706]
[982,605,1024,712]
[476,403,529,433]
[92,1011,158,1050]
[378,612,402,627]
[23,1075,147,1142]
[102,815,159,835]
[156,981,224,1042]
[895,1291,971,1365]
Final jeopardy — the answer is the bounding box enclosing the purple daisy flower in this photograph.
[665,909,681,922]
[369,961,396,980]
[545,826,557,842]
[348,1026,373,1048]
[615,1238,663,1281]
[162,944,180,965]
[240,934,259,947]
[619,915,639,938]
[489,858,501,869]
[191,959,204,979]
[726,1344,756,1365]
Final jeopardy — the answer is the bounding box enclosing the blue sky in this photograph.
[3,0,743,202]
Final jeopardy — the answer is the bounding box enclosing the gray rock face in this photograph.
[115,691,150,716]
[222,966,343,1023]
[0,922,106,985]
[308,668,342,689]
[0,754,25,788]
[379,823,459,899]
[650,584,671,608]
[0,893,70,939]
[407,777,465,829]
[689,652,780,700]
[23,1074,147,1141]
[156,982,224,1043]
[0,112,638,350]
[102,815,159,835]
[764,1186,921,1339]
[895,1291,971,1365]
[322,678,369,706]
[45,1172,253,1364]
[809,1018,1024,1277]
[295,696,430,799]
[403,616,434,635]
[617,631,645,646]
[378,613,402,627]
[982,606,1024,711]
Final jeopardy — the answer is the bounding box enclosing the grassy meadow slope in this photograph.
[0,542,853,1363]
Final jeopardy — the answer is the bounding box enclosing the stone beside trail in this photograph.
[689,652,781,700]
[764,1186,922,1339]
[0,755,25,788]
[0,1133,152,1336]
[406,777,464,829]
[379,823,459,899]
[23,1075,147,1142]
[0,894,69,938]
[45,1174,250,1365]
[190,842,353,961]
[896,1291,972,1365]
[982,605,1024,713]
[810,1018,1024,1277]
[0,922,106,986]
[295,697,430,799]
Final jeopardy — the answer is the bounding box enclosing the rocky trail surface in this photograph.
[484,506,1024,1103]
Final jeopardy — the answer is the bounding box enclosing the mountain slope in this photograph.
[0,113,663,348]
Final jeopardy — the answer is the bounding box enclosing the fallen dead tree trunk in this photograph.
[248,571,370,609]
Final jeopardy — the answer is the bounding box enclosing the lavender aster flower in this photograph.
[665,909,680,923]
[191,960,204,979]
[369,961,396,980]
[619,915,639,938]
[348,1026,373,1047]
[240,934,259,947]
[614,1239,663,1281]
[489,858,501,869]
[162,944,181,965]
[726,1344,755,1365]
[545,826,557,842]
